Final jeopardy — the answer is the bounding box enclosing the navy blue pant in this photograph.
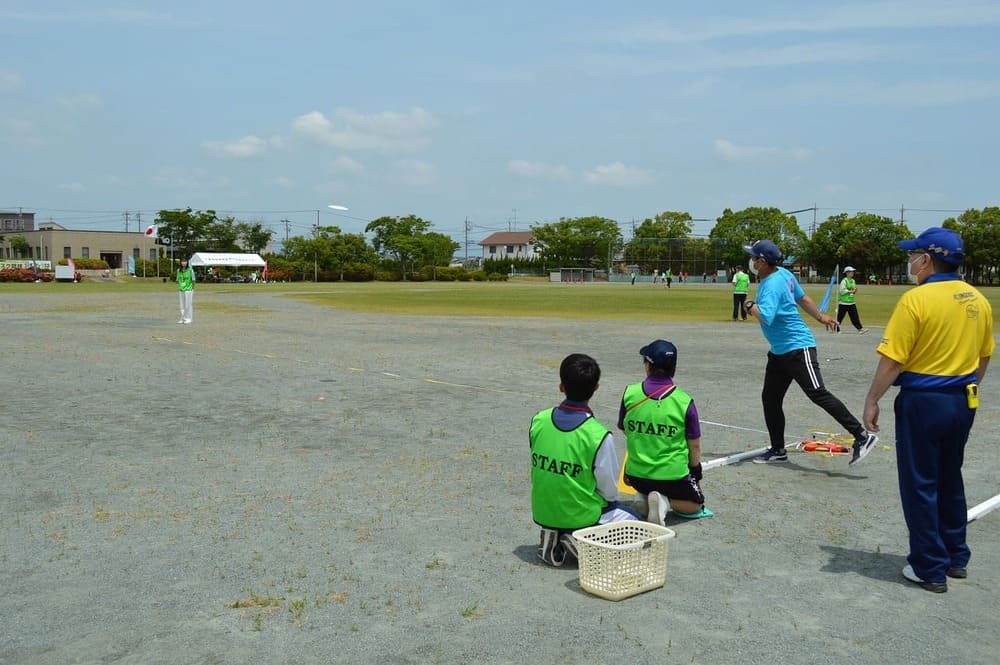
[894,390,975,583]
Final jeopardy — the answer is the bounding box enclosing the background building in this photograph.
[1,212,158,269]
[478,231,537,261]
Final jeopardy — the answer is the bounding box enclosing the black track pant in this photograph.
[836,303,863,330]
[762,347,863,449]
[733,293,747,320]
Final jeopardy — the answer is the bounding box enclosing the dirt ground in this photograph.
[1,285,998,665]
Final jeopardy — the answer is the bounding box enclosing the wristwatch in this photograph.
[745,300,755,311]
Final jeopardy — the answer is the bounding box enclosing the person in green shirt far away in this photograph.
[175,257,195,324]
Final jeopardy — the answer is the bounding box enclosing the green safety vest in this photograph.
[529,408,609,529]
[176,268,195,292]
[733,272,750,293]
[621,383,692,481]
[838,277,856,304]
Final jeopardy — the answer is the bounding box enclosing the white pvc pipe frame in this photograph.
[702,445,1000,525]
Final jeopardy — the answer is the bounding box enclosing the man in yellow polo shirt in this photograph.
[863,227,994,593]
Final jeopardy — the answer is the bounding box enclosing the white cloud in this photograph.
[202,135,267,158]
[152,167,231,190]
[58,182,85,192]
[392,160,437,187]
[582,162,655,188]
[0,69,24,94]
[292,107,437,153]
[868,80,1000,105]
[698,41,896,69]
[55,92,103,110]
[617,3,1000,44]
[508,160,573,181]
[330,155,365,175]
[714,139,812,163]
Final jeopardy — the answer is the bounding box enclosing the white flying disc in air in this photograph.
[328,204,349,211]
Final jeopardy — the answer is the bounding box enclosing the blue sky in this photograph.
[2,1,998,251]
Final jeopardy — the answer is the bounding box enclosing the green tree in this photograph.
[804,212,910,278]
[942,207,1000,284]
[9,235,30,258]
[365,214,434,280]
[624,210,694,270]
[206,216,240,252]
[530,216,622,268]
[238,222,276,255]
[708,207,806,270]
[155,208,218,257]
[419,231,461,268]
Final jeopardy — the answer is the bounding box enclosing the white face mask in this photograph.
[748,257,759,276]
[907,254,925,283]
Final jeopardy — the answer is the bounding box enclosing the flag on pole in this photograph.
[818,265,840,313]
[144,224,158,239]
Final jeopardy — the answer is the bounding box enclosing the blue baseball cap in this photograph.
[640,339,677,370]
[898,227,964,265]
[743,239,783,265]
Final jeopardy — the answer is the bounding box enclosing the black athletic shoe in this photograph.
[902,565,947,593]
[947,567,968,579]
[559,533,579,562]
[849,432,879,466]
[752,448,788,464]
[538,528,566,567]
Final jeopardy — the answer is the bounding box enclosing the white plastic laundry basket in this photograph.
[572,520,675,601]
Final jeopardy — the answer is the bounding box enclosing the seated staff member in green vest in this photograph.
[836,266,868,334]
[530,353,641,567]
[617,340,712,524]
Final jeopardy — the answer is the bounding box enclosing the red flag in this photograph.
[144,225,158,238]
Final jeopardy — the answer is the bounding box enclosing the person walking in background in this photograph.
[630,269,637,285]
[664,268,673,289]
[742,240,878,465]
[836,266,868,334]
[529,354,640,567]
[176,257,195,324]
[618,340,711,524]
[862,228,993,593]
[732,265,750,320]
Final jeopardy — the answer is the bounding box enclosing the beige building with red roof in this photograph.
[479,231,537,261]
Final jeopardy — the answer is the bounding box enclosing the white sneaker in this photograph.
[647,491,667,526]
[177,319,185,324]
[182,319,192,324]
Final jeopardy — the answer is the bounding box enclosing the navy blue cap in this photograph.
[640,339,677,370]
[898,227,964,265]
[743,239,783,265]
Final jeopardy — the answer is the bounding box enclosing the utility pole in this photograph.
[900,205,905,224]
[124,210,130,232]
[464,216,470,264]
[281,219,292,244]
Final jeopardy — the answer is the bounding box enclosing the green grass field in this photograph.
[8,276,999,327]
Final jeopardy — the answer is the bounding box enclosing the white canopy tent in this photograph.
[188,252,266,267]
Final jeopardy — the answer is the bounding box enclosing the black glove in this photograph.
[689,463,703,482]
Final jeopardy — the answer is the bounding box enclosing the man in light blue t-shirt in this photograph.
[743,240,877,466]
